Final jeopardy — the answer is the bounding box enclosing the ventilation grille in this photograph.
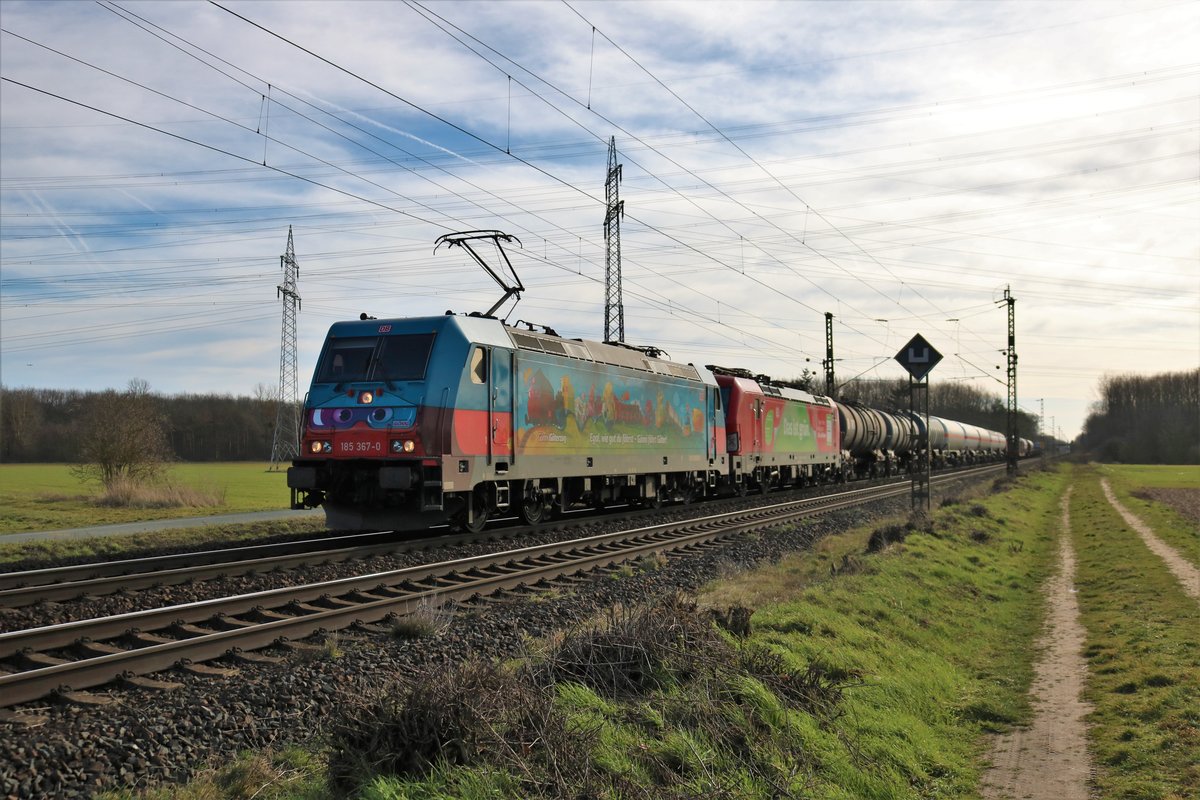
[506,329,700,380]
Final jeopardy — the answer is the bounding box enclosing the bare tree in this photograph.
[1,387,43,460]
[72,379,174,488]
[1081,369,1199,463]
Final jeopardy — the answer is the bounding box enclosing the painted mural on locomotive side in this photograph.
[515,352,709,457]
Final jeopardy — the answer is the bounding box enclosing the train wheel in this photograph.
[451,489,488,534]
[519,481,547,525]
[736,479,749,497]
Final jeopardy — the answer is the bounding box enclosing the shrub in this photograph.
[94,475,225,508]
[866,523,909,553]
[390,599,456,640]
[327,659,603,797]
[528,595,726,697]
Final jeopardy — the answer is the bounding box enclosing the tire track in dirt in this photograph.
[1100,478,1200,602]
[982,487,1094,800]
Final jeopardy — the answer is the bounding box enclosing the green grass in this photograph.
[1096,463,1200,566]
[0,517,327,568]
[698,469,1065,798]
[0,462,294,533]
[97,748,326,800]
[1070,465,1200,799]
[73,463,1198,798]
[311,469,1066,800]
[1097,463,1200,490]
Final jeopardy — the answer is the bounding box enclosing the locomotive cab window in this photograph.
[469,347,488,384]
[375,333,436,381]
[316,337,376,383]
[315,333,436,383]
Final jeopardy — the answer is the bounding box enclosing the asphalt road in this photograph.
[1,509,325,544]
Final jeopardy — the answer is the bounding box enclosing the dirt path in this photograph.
[982,488,1094,800]
[1101,478,1200,602]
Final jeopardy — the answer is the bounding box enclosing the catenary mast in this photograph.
[270,227,301,470]
[603,137,625,343]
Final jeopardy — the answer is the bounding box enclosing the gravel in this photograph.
[0,483,948,799]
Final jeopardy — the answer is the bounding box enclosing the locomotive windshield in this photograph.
[315,333,436,383]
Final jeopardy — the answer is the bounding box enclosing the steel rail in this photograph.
[0,529,401,591]
[0,530,477,608]
[0,463,1000,605]
[0,500,683,605]
[0,483,888,659]
[0,481,917,707]
[0,464,1004,707]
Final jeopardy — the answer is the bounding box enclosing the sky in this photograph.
[1,0,1197,443]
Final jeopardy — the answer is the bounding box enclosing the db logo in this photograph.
[378,325,392,333]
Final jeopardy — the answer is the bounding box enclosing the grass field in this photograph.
[0,462,294,534]
[1070,464,1199,799]
[1096,463,1200,565]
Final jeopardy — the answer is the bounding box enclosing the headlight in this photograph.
[403,440,415,452]
[359,391,374,404]
[310,441,323,454]
[391,439,416,453]
[310,441,332,454]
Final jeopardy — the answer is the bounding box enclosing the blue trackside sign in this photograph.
[895,333,942,381]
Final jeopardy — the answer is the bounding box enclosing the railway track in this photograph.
[0,500,720,609]
[0,465,1003,708]
[0,464,1000,607]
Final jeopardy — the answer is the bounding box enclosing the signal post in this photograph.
[895,334,942,513]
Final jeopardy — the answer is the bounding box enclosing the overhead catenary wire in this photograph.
[2,1,1190,412]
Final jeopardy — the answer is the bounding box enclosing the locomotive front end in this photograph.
[288,317,450,530]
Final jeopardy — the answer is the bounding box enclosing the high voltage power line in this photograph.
[2,0,1190,398]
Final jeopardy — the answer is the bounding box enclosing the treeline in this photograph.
[3,377,1045,464]
[1079,369,1199,464]
[835,378,1041,440]
[1,385,284,463]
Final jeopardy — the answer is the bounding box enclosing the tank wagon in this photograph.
[925,416,1007,467]
[830,401,922,479]
[288,313,726,531]
[290,313,1019,532]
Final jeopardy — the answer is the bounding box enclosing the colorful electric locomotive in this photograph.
[288,313,727,531]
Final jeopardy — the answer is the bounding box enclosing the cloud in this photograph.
[1,0,1196,440]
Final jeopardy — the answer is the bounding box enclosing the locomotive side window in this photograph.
[376,333,436,381]
[469,347,488,384]
[316,337,376,383]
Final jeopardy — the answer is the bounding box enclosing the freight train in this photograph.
[287,312,1029,532]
